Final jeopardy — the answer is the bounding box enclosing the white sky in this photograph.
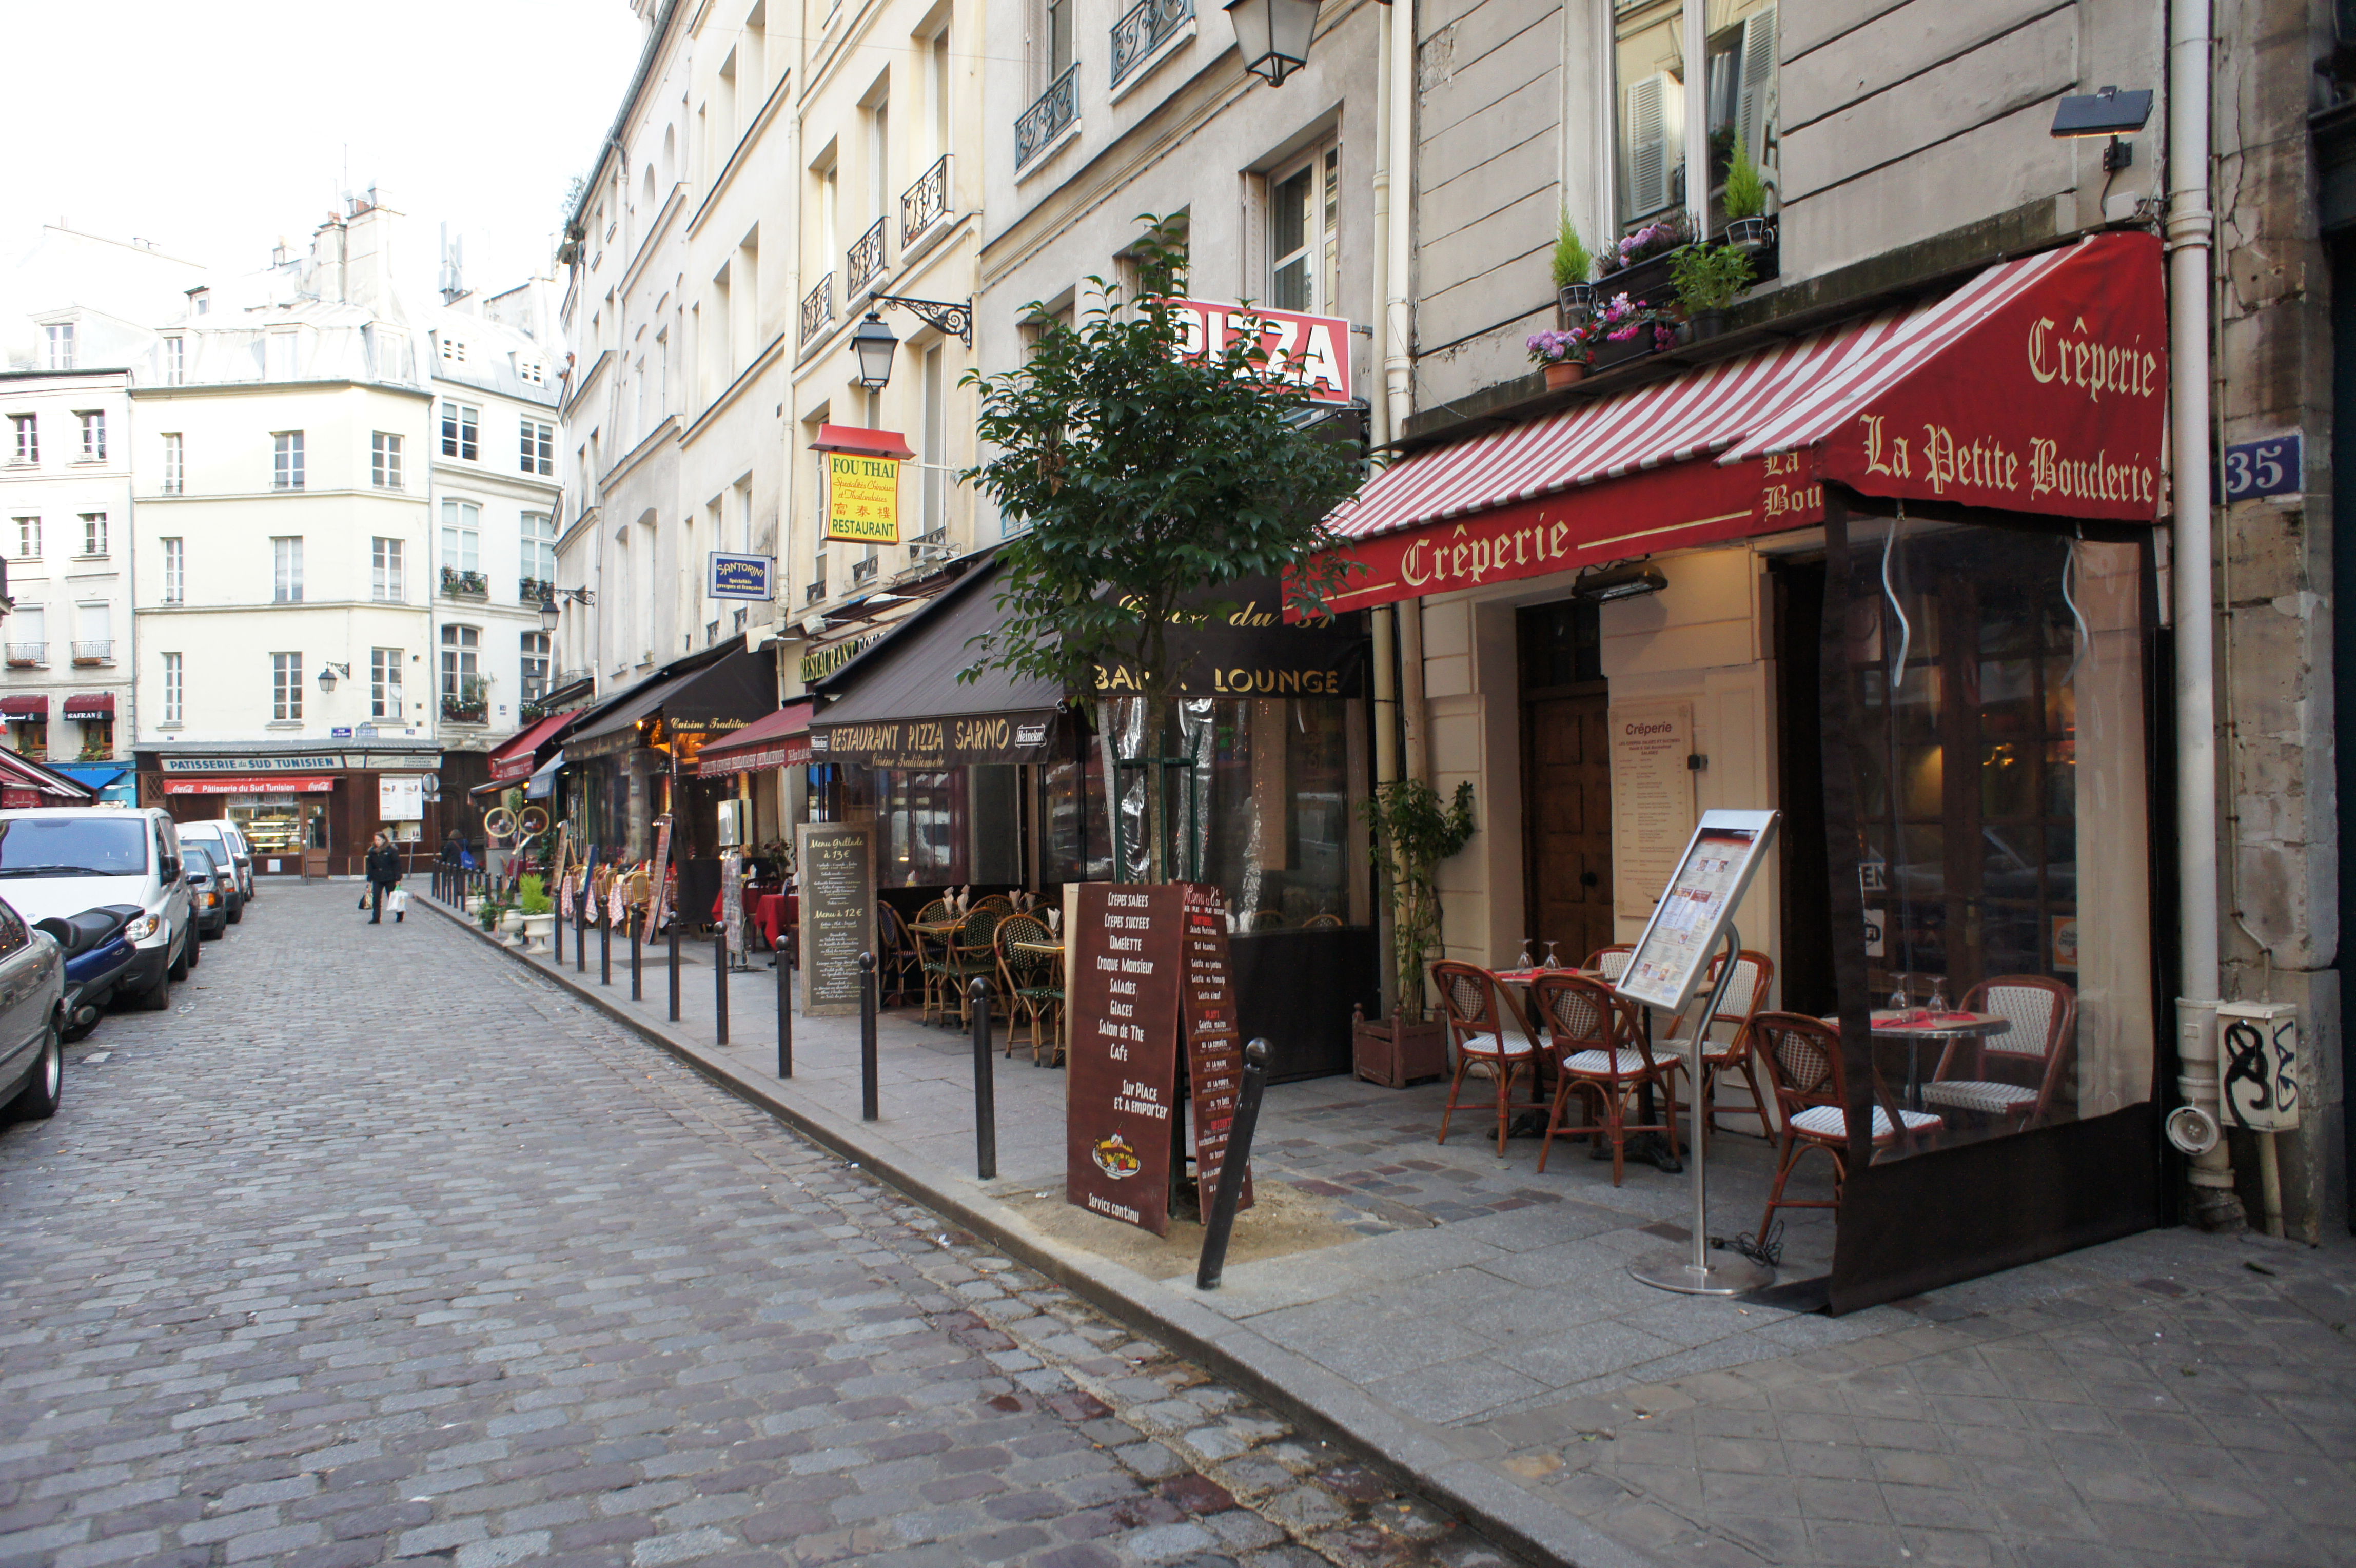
[0,0,647,301]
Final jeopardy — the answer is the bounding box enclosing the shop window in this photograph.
[78,719,112,759]
[1834,519,2153,1160]
[10,719,46,760]
[1039,749,1112,885]
[878,768,968,886]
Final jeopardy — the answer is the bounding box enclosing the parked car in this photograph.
[183,844,231,942]
[175,820,253,914]
[0,808,192,1013]
[34,904,142,1038]
[0,892,66,1121]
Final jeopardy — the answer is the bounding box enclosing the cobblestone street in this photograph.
[0,885,1522,1568]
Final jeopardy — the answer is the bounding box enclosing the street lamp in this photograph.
[1225,0,1321,87]
[851,295,976,391]
[316,661,350,693]
[538,586,595,634]
[851,312,899,390]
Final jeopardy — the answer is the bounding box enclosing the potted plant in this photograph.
[517,873,555,952]
[1595,210,1694,311]
[1667,244,1755,341]
[1552,210,1595,321]
[1590,292,1679,370]
[1356,779,1477,1087]
[1527,322,1597,390]
[1722,142,1774,253]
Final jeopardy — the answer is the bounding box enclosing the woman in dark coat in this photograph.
[364,832,404,924]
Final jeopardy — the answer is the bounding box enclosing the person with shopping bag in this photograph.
[363,832,406,924]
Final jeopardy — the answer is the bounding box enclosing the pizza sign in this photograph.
[1152,297,1354,406]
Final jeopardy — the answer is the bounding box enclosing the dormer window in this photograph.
[189,288,210,316]
[440,336,467,364]
[516,357,546,386]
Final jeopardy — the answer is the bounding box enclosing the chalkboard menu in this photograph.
[796,822,873,1017]
[1181,885,1253,1211]
[1066,884,1186,1236]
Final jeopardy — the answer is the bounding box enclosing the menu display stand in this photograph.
[796,823,873,1018]
[1616,808,1780,1297]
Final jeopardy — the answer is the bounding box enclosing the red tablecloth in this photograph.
[756,892,797,951]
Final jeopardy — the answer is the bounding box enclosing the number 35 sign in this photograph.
[2221,432,2301,502]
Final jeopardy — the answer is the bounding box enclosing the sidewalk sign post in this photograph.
[971,978,997,1180]
[1616,808,1781,1297]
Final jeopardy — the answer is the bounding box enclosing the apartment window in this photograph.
[9,415,34,464]
[191,288,210,316]
[44,323,74,371]
[1270,144,1339,315]
[265,329,299,380]
[440,500,481,572]
[522,512,557,584]
[1614,1,1687,224]
[75,602,110,664]
[162,537,185,603]
[162,652,183,725]
[77,411,106,462]
[371,431,404,489]
[1702,3,1779,231]
[164,336,185,384]
[1043,0,1074,80]
[163,433,184,494]
[520,418,555,476]
[372,536,405,601]
[14,516,38,558]
[441,401,479,460]
[272,430,305,489]
[272,536,304,602]
[441,623,481,702]
[80,513,108,557]
[271,653,303,721]
[521,631,551,699]
[370,647,404,719]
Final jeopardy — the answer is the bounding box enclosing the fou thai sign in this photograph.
[1152,297,1353,406]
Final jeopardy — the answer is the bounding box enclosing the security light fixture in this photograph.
[1573,563,1667,603]
[1225,0,1321,87]
[316,661,351,693]
[2051,86,2151,172]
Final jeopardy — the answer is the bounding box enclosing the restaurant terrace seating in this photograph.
[1531,972,1677,1186]
[993,913,1064,1065]
[1753,1012,1942,1245]
[1431,961,1547,1155]
[1923,976,2077,1131]
[912,897,955,1025]
[944,907,1005,1027]
[1658,949,1776,1142]
[1584,944,1634,983]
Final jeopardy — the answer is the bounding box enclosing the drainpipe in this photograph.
[2167,0,2242,1227]
[1383,0,1415,443]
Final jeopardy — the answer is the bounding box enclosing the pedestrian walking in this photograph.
[363,832,405,924]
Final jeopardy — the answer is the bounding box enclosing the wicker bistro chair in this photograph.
[1923,976,2077,1131]
[1657,950,1777,1142]
[875,903,924,1009]
[1431,961,1549,1155]
[911,898,956,1025]
[1752,1012,1942,1245]
[973,894,1015,913]
[1584,945,1635,984]
[944,907,1006,1028]
[1530,973,1678,1185]
[993,913,1065,1064]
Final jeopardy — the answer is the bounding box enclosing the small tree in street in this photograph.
[960,227,1366,879]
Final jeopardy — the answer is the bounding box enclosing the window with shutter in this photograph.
[1612,0,1689,229]
[1623,72,1682,220]
[1735,6,1777,171]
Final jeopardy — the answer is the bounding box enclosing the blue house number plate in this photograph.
[2222,432,2301,502]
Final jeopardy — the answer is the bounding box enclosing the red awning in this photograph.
[810,422,916,460]
[163,776,338,795]
[487,710,577,782]
[62,693,114,719]
[1312,233,2165,614]
[695,701,813,778]
[0,696,47,718]
[0,749,91,799]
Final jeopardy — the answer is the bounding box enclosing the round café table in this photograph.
[1867,1010,2010,1111]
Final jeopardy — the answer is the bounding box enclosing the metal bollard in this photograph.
[1196,1038,1273,1291]
[630,914,642,1001]
[553,896,563,966]
[714,920,730,1046]
[576,895,587,972]
[600,909,612,985]
[776,940,794,1080]
[667,902,681,1023]
[971,978,997,1180]
[859,953,879,1121]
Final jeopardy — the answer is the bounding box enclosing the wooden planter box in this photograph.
[1353,1008,1449,1088]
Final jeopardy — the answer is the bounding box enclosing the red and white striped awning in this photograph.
[1311,233,2166,613]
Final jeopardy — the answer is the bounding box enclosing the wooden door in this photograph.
[1524,691,1614,966]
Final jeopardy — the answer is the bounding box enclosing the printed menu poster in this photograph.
[1180,885,1253,1212]
[1616,811,1779,1014]
[1610,700,1697,919]
[796,822,874,1016]
[1066,884,1186,1236]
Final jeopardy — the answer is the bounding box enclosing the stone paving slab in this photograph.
[437,895,2356,1567]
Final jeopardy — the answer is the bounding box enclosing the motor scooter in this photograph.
[34,904,145,1040]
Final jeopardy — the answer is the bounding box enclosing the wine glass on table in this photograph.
[1887,972,1910,1021]
[1519,938,1536,973]
[1926,976,1949,1018]
[1543,940,1561,971]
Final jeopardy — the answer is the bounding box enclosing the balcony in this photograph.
[519,576,555,605]
[440,565,488,599]
[804,579,828,605]
[551,665,592,693]
[71,640,114,667]
[1016,65,1078,170]
[846,218,888,301]
[850,556,879,585]
[801,272,835,346]
[1110,0,1192,87]
[5,643,45,669]
[901,155,950,249]
[441,696,487,724]
[441,675,490,726]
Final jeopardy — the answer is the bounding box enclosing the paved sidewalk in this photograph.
[441,897,2356,1567]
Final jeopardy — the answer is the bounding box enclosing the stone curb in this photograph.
[422,892,1663,1568]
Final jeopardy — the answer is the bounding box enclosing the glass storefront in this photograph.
[229,795,322,858]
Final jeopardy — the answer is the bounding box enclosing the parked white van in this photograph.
[0,808,195,1012]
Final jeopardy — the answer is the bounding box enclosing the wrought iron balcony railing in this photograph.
[901,155,950,248]
[519,576,555,605]
[551,667,593,693]
[440,566,488,598]
[801,272,835,345]
[1016,66,1078,169]
[846,218,888,300]
[71,640,114,666]
[850,555,879,584]
[1111,0,1193,86]
[5,643,45,668]
[804,579,828,604]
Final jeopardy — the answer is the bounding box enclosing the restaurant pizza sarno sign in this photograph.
[1153,297,1353,406]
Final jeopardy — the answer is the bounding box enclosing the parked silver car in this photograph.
[0,892,67,1122]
